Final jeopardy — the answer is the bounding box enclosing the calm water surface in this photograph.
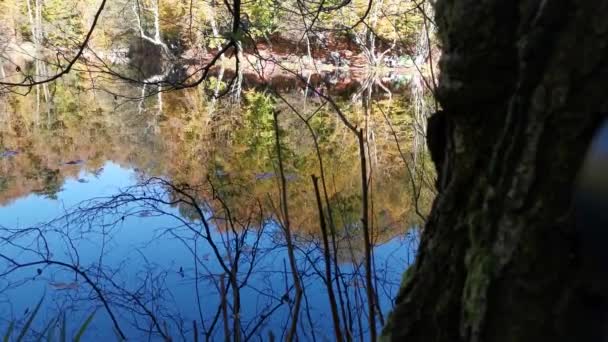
[0,162,418,340]
[0,82,427,340]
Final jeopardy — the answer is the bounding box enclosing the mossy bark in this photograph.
[386,0,608,341]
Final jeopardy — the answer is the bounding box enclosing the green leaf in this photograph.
[73,310,96,342]
[3,321,14,342]
[16,296,44,342]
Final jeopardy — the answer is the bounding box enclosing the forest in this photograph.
[1,0,607,341]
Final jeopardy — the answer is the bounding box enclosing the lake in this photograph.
[0,71,433,340]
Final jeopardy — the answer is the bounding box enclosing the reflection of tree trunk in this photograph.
[35,83,40,125]
[305,34,313,66]
[230,42,243,101]
[364,3,378,64]
[133,0,171,58]
[214,65,225,99]
[139,84,146,113]
[220,275,230,342]
[208,3,223,58]
[140,70,169,117]
[0,59,5,79]
[361,81,378,166]
[353,277,365,340]
[231,268,241,342]
[358,128,376,342]
[295,0,314,68]
[312,175,344,342]
[332,72,380,339]
[272,110,303,341]
[26,0,37,45]
[410,71,426,167]
[27,0,49,103]
[354,0,383,65]
[410,2,433,165]
[293,104,352,341]
[208,2,226,106]
[152,0,162,43]
[303,72,311,107]
[386,1,608,341]
[157,85,163,113]
[37,0,50,102]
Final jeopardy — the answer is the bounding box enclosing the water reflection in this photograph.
[0,163,420,340]
[0,85,432,340]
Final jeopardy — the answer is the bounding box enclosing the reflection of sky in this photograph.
[0,163,136,227]
[0,162,417,340]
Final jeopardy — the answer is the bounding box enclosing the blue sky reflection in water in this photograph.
[0,162,419,340]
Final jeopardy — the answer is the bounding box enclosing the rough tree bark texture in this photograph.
[384,0,608,341]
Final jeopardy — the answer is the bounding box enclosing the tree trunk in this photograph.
[385,1,608,341]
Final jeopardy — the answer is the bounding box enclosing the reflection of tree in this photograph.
[0,94,432,341]
[0,172,419,340]
[0,83,432,232]
[30,168,63,199]
[0,69,434,340]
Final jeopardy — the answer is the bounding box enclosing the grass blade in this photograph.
[36,317,56,342]
[192,320,198,342]
[16,296,44,342]
[60,312,66,342]
[3,321,14,342]
[73,310,96,342]
[47,316,58,342]
[112,326,123,342]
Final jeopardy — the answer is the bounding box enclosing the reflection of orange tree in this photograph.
[0,87,432,240]
[159,91,434,244]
